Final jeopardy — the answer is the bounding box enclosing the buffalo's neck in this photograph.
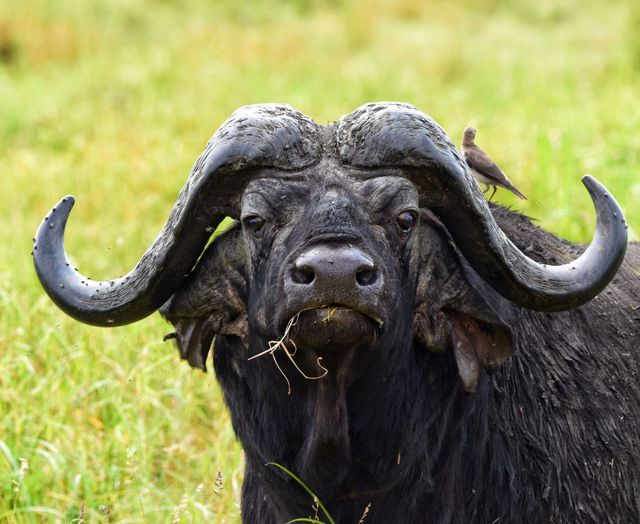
[215,333,511,521]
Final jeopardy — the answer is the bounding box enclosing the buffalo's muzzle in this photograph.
[281,243,386,338]
[288,244,381,293]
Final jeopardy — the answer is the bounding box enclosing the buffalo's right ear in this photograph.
[160,224,247,371]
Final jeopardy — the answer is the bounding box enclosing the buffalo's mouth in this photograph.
[285,305,382,353]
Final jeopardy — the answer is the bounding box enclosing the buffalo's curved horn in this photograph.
[33,104,320,326]
[337,103,628,312]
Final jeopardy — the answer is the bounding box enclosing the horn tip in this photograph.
[36,195,76,240]
[58,194,76,210]
[581,174,599,191]
[580,175,619,209]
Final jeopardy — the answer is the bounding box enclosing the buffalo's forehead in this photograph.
[242,164,419,229]
[196,102,463,213]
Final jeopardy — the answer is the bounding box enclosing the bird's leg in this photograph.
[482,184,490,194]
[488,186,497,201]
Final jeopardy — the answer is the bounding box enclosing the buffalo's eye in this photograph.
[243,215,266,233]
[396,211,418,232]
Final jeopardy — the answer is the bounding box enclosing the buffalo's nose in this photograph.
[289,245,380,289]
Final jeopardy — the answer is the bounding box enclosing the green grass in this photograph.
[1,0,639,521]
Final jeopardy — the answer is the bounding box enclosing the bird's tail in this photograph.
[509,184,527,200]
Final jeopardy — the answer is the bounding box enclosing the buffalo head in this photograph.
[33,103,627,394]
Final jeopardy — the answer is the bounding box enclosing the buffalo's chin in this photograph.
[288,307,379,353]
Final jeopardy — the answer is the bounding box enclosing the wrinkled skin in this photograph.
[162,167,640,523]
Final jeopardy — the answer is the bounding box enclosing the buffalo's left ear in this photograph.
[160,224,248,371]
[444,307,513,393]
[413,213,514,393]
[414,298,514,393]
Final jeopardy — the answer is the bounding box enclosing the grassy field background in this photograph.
[1,0,639,521]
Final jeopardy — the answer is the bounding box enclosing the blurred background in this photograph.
[1,0,639,521]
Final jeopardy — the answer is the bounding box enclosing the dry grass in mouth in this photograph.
[322,306,338,323]
[248,310,328,394]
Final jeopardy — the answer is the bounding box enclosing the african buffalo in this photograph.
[33,103,639,523]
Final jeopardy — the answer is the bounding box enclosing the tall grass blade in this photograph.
[267,462,335,524]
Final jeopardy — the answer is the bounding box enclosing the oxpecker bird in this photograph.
[461,127,526,201]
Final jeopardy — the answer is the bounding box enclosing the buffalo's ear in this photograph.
[444,308,513,393]
[160,224,247,371]
[413,211,514,392]
[414,300,514,393]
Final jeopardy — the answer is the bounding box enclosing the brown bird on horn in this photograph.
[461,126,526,201]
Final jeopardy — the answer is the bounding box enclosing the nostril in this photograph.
[291,264,315,285]
[356,266,379,286]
